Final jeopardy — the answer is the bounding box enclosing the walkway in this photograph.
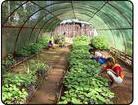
[27,46,70,104]
[111,61,133,104]
[11,46,132,104]
[101,51,133,104]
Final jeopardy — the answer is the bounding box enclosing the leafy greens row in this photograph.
[58,36,114,104]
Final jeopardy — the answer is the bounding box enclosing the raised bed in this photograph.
[110,47,132,67]
[10,54,37,69]
[2,47,54,104]
[56,73,68,103]
[8,46,49,70]
[56,57,70,103]
[26,65,53,104]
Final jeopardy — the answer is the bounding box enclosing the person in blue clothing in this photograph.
[90,51,107,65]
[97,56,107,65]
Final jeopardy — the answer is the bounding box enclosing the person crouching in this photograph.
[97,57,125,87]
[48,40,54,49]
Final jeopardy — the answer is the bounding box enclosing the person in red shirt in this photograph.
[97,57,125,87]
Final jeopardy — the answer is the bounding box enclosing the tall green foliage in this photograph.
[90,35,109,50]
[17,36,50,56]
[53,34,65,46]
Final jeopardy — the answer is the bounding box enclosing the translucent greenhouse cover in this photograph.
[60,19,90,25]
[2,1,133,57]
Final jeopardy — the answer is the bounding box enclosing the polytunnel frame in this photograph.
[1,1,127,53]
[107,2,132,26]
[31,1,132,41]
[6,1,89,53]
[30,0,129,45]
[71,1,76,19]
[9,2,62,54]
[2,1,131,36]
[28,12,50,41]
[2,1,28,25]
[2,1,61,53]
[32,1,132,27]
[35,16,61,42]
[87,1,108,22]
[3,1,132,30]
[1,0,133,56]
[28,5,96,42]
[41,1,132,54]
[31,1,130,53]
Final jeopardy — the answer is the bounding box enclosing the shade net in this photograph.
[2,1,133,56]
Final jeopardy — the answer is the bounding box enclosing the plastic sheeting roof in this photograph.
[2,1,133,56]
[60,19,90,25]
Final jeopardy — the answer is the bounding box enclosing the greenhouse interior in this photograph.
[1,0,133,104]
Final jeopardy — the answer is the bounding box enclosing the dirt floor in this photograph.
[27,46,70,104]
[111,61,133,104]
[101,51,133,104]
[11,46,132,104]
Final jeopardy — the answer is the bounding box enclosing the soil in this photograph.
[10,45,132,104]
[27,46,70,104]
[101,51,133,104]
[111,60,133,104]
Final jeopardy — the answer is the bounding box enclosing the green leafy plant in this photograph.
[58,36,114,104]
[2,54,16,74]
[2,59,49,104]
[17,43,42,56]
[53,34,65,46]
[90,35,109,50]
[37,36,50,47]
[2,73,30,104]
[27,60,49,72]
[3,73,36,88]
[2,84,28,104]
[17,36,50,56]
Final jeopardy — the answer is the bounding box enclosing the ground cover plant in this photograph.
[58,36,114,104]
[90,35,109,50]
[2,54,16,74]
[2,36,50,74]
[2,60,49,104]
[17,36,50,57]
